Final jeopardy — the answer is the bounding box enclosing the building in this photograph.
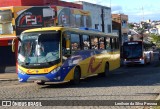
[0,0,88,72]
[75,1,112,34]
[0,0,82,9]
[149,28,158,34]
[128,29,141,41]
[112,14,129,45]
[155,25,160,35]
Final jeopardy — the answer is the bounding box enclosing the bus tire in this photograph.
[71,67,81,85]
[104,63,110,77]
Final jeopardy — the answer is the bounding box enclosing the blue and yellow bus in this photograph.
[12,26,120,85]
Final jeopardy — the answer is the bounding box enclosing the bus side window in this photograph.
[82,35,90,50]
[62,37,66,54]
[91,36,98,50]
[99,37,105,49]
[105,37,110,50]
[62,32,71,57]
[116,38,120,49]
[113,38,117,50]
[110,38,114,50]
[70,33,80,53]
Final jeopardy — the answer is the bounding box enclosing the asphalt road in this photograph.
[0,53,160,109]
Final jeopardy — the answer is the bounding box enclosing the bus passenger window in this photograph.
[110,38,113,49]
[112,38,116,49]
[82,35,90,50]
[71,34,80,51]
[62,32,71,57]
[116,38,120,49]
[105,37,110,50]
[91,36,98,49]
[99,37,105,49]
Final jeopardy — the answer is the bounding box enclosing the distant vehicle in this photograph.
[123,41,153,65]
[12,26,120,85]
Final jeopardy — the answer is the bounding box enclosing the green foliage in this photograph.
[150,34,160,47]
[128,23,134,29]
[137,28,145,34]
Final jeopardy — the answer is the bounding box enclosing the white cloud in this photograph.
[111,5,123,14]
[61,0,160,23]
[134,10,160,16]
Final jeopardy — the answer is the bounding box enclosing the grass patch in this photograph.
[154,106,160,109]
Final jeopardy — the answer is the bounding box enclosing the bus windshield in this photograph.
[18,31,60,65]
[123,43,142,59]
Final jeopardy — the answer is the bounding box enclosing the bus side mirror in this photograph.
[12,38,16,52]
[66,39,70,50]
[12,37,21,52]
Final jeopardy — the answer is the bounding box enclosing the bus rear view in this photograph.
[123,41,152,65]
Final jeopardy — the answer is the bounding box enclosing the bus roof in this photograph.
[22,26,118,38]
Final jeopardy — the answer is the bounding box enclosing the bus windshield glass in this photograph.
[18,31,60,64]
[123,42,142,59]
[0,10,13,34]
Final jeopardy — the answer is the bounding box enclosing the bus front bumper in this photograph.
[124,59,145,65]
[18,72,61,83]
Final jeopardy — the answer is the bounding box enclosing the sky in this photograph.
[62,0,160,23]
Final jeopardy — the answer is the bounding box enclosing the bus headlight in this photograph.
[18,68,26,75]
[51,67,61,74]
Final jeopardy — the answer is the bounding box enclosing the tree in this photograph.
[137,27,145,41]
[150,34,160,47]
[128,23,134,29]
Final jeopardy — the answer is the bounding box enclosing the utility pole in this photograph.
[101,8,105,32]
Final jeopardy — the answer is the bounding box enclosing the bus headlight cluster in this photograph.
[51,67,61,74]
[18,68,26,75]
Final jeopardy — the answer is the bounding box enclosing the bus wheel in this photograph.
[71,67,81,85]
[104,63,110,77]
